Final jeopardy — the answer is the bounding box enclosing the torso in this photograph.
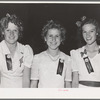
[0,40,25,88]
[72,46,100,82]
[35,51,70,88]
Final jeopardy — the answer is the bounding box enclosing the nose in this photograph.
[10,30,14,35]
[86,32,90,37]
[52,36,56,41]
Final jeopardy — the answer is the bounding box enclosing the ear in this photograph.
[60,38,63,42]
[96,33,98,35]
[44,37,47,42]
[2,32,4,35]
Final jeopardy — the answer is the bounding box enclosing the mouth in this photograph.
[86,37,92,41]
[9,37,15,40]
[50,42,57,45]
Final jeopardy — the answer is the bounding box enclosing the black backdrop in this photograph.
[0,3,100,55]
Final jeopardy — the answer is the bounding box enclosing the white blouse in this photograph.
[70,46,100,82]
[0,40,34,88]
[31,51,72,88]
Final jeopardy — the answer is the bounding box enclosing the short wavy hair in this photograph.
[0,13,23,40]
[41,20,66,44]
[76,17,100,47]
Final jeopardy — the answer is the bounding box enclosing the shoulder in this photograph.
[18,42,33,54]
[33,51,47,60]
[0,40,6,48]
[0,41,4,54]
[0,40,8,52]
[60,51,70,57]
[24,44,33,51]
[70,46,84,56]
[0,41,3,51]
[60,51,71,61]
[18,42,32,49]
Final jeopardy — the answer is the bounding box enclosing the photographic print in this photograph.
[0,0,100,99]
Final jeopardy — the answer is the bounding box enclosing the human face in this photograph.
[45,28,62,50]
[82,23,97,45]
[2,22,19,45]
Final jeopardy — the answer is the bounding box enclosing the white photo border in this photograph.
[0,0,100,99]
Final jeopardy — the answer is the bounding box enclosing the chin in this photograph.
[87,42,94,45]
[51,47,58,50]
[9,41,17,44]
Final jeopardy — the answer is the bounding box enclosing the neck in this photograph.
[47,48,60,57]
[85,42,98,52]
[5,40,17,54]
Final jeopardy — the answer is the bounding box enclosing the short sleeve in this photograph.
[31,55,39,80]
[70,50,79,72]
[65,56,72,82]
[23,45,34,68]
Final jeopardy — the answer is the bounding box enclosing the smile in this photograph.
[9,37,15,39]
[86,37,92,41]
[50,43,57,45]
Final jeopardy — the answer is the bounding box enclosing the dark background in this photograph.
[0,3,100,55]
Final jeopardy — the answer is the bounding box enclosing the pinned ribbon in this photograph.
[83,57,94,74]
[57,59,64,75]
[19,56,23,67]
[80,49,94,74]
[5,54,12,71]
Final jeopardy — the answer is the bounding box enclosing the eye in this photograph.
[90,30,94,32]
[6,29,10,32]
[82,31,86,34]
[14,30,18,32]
[56,35,60,38]
[48,35,52,38]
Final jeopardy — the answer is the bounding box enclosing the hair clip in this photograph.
[81,16,86,21]
[76,16,86,27]
[6,13,10,17]
[48,20,54,23]
[76,21,82,27]
[12,14,17,18]
[19,22,22,25]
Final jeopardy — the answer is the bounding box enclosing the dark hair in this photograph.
[76,16,100,47]
[0,13,23,40]
[41,20,66,44]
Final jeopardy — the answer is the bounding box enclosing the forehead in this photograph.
[82,23,96,30]
[47,28,61,35]
[7,22,18,28]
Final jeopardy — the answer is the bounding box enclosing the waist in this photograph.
[79,81,100,87]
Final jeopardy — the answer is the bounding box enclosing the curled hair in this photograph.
[0,13,23,40]
[41,20,66,44]
[76,16,100,47]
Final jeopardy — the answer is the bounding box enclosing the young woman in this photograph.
[31,20,72,88]
[70,16,100,88]
[0,14,34,88]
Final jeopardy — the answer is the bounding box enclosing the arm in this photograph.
[64,56,72,88]
[22,66,31,88]
[72,71,79,88]
[65,81,72,88]
[30,55,39,88]
[22,45,34,88]
[31,80,39,88]
[70,50,79,88]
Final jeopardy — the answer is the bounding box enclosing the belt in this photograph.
[79,81,100,87]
